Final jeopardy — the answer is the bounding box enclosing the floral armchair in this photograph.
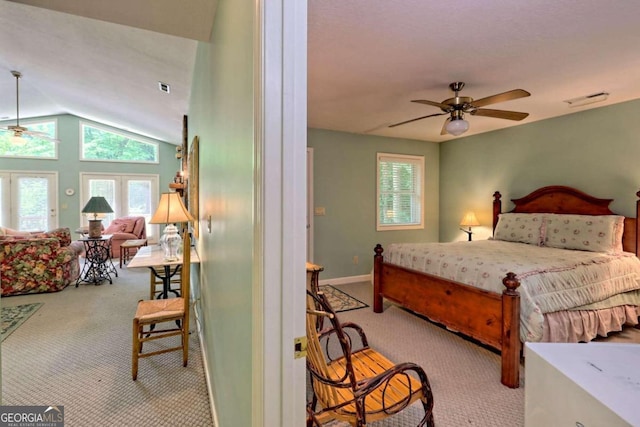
[0,227,81,296]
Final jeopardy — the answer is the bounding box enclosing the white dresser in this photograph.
[525,342,640,427]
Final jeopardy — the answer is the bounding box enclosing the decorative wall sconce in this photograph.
[175,145,183,159]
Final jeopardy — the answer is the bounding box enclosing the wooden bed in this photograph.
[372,185,640,388]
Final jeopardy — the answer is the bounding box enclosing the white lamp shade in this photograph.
[446,118,469,136]
[150,192,194,224]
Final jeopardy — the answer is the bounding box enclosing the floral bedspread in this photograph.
[384,240,640,341]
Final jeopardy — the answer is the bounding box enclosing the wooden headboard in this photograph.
[492,185,640,257]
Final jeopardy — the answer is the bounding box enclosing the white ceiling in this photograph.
[308,0,640,142]
[2,1,640,145]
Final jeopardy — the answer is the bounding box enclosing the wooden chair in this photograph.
[132,231,191,380]
[149,267,182,299]
[306,289,435,426]
[306,262,324,295]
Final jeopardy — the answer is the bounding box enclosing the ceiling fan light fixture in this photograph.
[11,133,27,146]
[446,117,469,136]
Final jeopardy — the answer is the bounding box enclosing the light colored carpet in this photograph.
[1,261,214,427]
[1,303,43,342]
[320,281,640,427]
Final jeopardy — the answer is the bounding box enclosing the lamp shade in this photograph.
[446,118,469,136]
[81,197,114,218]
[150,192,194,225]
[460,211,480,227]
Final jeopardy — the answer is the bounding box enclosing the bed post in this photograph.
[373,244,384,313]
[501,272,521,388]
[493,191,502,233]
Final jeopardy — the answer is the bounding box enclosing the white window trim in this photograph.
[0,118,59,159]
[79,120,160,164]
[376,152,425,231]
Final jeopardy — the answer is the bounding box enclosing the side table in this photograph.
[76,235,118,286]
[120,239,148,268]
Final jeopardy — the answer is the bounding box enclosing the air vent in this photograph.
[158,81,171,94]
[563,92,608,108]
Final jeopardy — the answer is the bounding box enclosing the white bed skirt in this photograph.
[542,305,640,342]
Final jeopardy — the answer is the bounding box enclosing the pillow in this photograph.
[0,226,35,237]
[33,227,72,246]
[493,213,544,246]
[107,219,136,234]
[543,214,624,253]
[104,222,128,234]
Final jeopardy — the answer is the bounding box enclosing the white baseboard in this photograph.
[194,302,220,427]
[319,273,372,286]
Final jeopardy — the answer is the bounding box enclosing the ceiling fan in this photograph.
[389,82,531,136]
[0,70,59,144]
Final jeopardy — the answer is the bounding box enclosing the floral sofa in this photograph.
[0,227,81,296]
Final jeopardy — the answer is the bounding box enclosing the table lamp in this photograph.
[460,211,480,241]
[82,196,113,238]
[150,192,194,261]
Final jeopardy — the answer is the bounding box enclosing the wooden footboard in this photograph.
[373,244,522,388]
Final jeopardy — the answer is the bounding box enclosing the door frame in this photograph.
[79,172,159,241]
[253,1,307,426]
[307,147,314,262]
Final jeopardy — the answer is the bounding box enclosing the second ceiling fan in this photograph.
[390,82,531,136]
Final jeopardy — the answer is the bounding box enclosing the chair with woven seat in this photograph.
[132,230,191,380]
[306,289,435,426]
[149,267,182,299]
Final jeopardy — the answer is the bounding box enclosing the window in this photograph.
[80,122,159,163]
[0,119,58,159]
[377,153,424,231]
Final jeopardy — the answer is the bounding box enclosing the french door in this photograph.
[80,173,159,242]
[0,171,58,231]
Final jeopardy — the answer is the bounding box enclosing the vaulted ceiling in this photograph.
[2,1,640,145]
[0,0,216,143]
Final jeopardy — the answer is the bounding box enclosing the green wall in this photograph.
[308,128,440,279]
[0,114,178,232]
[188,1,254,426]
[439,99,640,242]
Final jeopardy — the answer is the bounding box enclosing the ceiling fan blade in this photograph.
[469,89,530,108]
[440,117,451,135]
[470,108,529,121]
[2,126,60,142]
[411,99,452,110]
[388,112,447,128]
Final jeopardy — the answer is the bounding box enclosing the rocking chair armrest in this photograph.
[318,322,369,353]
[340,322,369,347]
[354,362,431,399]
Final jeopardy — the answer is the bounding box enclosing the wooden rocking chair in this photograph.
[306,289,435,426]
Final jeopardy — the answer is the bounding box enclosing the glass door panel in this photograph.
[1,171,57,231]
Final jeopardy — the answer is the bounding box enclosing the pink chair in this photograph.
[102,216,147,258]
